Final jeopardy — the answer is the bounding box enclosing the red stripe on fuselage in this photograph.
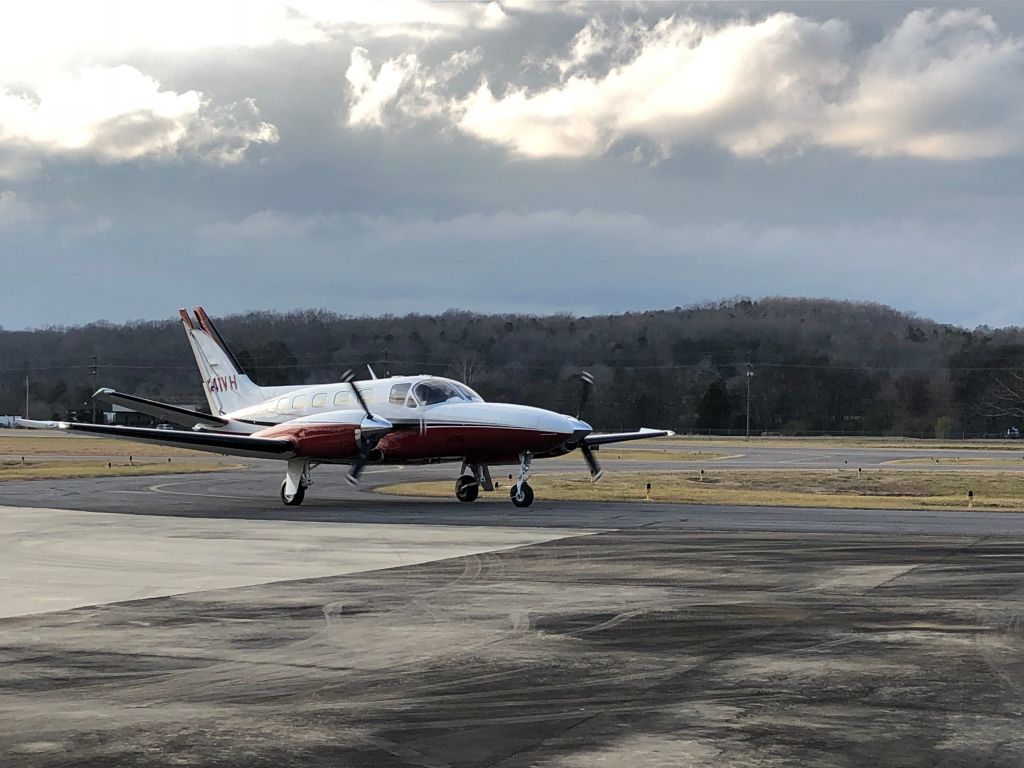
[379,425,567,463]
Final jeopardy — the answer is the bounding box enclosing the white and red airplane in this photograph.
[23,307,674,507]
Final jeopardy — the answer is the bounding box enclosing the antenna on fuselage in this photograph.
[366,364,378,380]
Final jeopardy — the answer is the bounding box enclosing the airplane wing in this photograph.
[583,428,676,447]
[18,420,295,460]
[93,388,229,429]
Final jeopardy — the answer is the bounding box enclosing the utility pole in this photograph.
[89,355,98,423]
[745,360,755,440]
[383,348,391,378]
[24,372,29,419]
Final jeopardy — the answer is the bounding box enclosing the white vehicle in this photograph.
[24,307,673,507]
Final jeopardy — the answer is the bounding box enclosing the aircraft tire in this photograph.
[510,482,534,508]
[281,480,306,506]
[455,475,479,502]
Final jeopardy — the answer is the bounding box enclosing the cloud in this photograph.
[348,9,1024,162]
[0,66,277,166]
[822,9,1024,160]
[346,47,480,128]
[0,0,506,67]
[297,0,509,40]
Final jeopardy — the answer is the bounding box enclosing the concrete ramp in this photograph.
[0,505,592,617]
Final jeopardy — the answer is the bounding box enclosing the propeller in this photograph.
[576,371,594,420]
[573,371,604,482]
[580,442,604,482]
[341,369,372,419]
[341,369,387,485]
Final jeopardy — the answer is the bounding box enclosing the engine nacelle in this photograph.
[255,410,391,461]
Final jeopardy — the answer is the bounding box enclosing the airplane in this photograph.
[22,307,674,507]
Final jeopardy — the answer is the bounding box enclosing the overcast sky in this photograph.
[1,1,1023,330]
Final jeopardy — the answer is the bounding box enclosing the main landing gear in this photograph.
[281,459,312,506]
[455,474,479,502]
[454,462,494,503]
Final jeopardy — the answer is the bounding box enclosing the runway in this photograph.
[3,462,1024,766]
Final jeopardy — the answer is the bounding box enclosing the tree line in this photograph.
[3,297,1024,437]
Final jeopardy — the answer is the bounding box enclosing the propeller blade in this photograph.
[341,369,372,419]
[580,443,604,483]
[346,454,369,486]
[576,371,594,420]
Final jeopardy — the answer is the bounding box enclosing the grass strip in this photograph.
[0,459,244,481]
[0,434,207,458]
[376,468,1024,512]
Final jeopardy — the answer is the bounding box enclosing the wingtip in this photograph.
[17,418,68,430]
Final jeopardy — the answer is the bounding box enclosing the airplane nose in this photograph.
[566,416,592,444]
[536,410,577,436]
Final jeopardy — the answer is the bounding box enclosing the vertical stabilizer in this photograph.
[180,307,264,415]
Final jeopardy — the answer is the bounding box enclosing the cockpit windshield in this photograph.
[413,379,482,405]
[452,382,483,402]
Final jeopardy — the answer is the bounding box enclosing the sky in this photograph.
[1,1,1023,330]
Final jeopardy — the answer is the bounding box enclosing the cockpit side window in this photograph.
[389,383,411,405]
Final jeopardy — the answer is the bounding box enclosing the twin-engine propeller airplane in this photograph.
[23,307,674,507]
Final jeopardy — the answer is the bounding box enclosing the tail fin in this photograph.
[180,307,264,415]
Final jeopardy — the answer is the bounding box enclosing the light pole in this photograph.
[745,362,755,440]
[89,355,98,423]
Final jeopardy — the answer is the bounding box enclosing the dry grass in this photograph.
[661,436,1024,452]
[0,433,205,458]
[0,458,244,481]
[377,469,1024,512]
[552,449,731,463]
[884,457,1024,467]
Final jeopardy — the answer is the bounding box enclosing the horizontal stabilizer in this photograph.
[583,428,676,447]
[93,388,229,429]
[18,420,295,460]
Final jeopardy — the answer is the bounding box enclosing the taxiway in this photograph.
[2,460,1024,766]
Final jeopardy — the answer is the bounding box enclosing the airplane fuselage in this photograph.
[224,375,586,465]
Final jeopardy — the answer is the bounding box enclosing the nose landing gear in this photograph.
[510,482,534,508]
[510,452,534,508]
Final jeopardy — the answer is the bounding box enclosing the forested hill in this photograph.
[4,297,1024,437]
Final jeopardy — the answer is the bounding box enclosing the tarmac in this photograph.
[2,461,1024,766]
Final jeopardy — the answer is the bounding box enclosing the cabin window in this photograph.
[389,383,411,405]
[277,397,290,412]
[291,395,307,410]
[334,391,351,406]
[311,393,328,408]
